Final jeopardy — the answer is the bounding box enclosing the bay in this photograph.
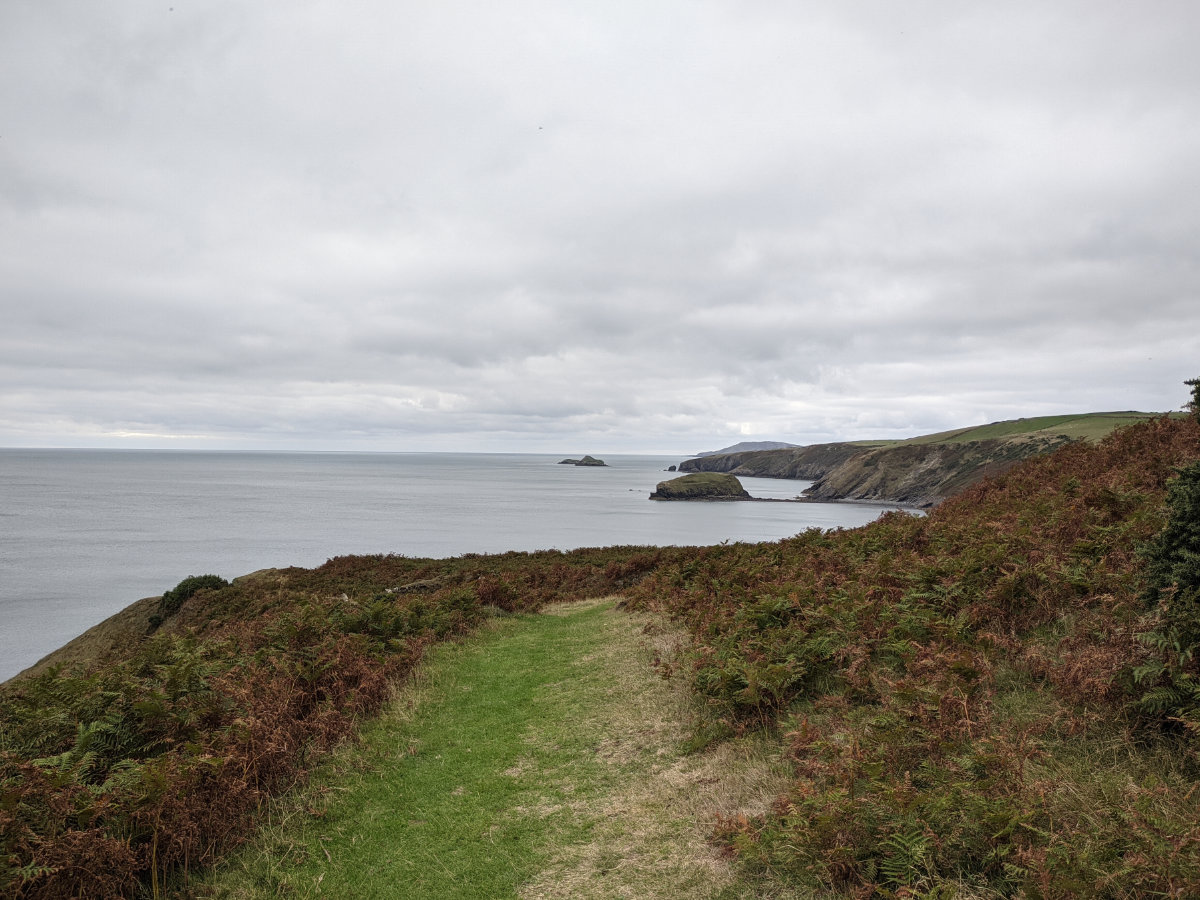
[0,449,900,681]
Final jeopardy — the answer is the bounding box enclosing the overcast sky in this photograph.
[2,1,1197,454]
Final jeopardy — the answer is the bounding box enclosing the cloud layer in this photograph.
[3,1,1198,452]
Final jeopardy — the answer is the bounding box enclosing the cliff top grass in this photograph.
[693,411,1178,469]
[898,410,1177,446]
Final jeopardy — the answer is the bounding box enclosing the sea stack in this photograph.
[650,472,751,500]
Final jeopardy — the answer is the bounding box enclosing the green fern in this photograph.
[1135,461,1200,724]
[878,826,932,887]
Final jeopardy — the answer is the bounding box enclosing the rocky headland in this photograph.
[676,412,1175,507]
[680,442,864,479]
[680,437,1075,507]
[799,436,1074,506]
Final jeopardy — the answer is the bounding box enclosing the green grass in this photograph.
[898,411,1171,446]
[189,599,796,899]
[205,604,611,897]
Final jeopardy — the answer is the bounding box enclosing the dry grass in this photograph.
[518,602,800,900]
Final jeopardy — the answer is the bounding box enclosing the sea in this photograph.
[0,449,903,681]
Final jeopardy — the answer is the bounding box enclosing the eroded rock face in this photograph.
[649,472,751,500]
[679,443,865,478]
[802,436,1075,508]
[679,435,1078,507]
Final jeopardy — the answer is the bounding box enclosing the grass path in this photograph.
[192,599,796,899]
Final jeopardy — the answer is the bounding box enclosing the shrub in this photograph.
[1134,460,1200,729]
[158,574,229,618]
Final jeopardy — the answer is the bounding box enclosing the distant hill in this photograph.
[696,440,800,457]
[681,411,1177,506]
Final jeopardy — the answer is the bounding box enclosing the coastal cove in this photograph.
[0,450,902,681]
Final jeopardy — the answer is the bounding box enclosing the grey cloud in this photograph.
[1,1,1197,452]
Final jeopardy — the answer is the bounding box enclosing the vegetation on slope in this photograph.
[624,412,1200,896]
[894,411,1170,446]
[0,548,679,898]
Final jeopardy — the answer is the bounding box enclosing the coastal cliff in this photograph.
[678,412,1168,507]
[680,442,865,479]
[803,435,1075,507]
[681,438,1073,508]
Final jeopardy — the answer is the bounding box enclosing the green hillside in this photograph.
[899,410,1175,446]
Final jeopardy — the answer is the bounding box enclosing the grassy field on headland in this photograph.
[894,410,1178,445]
[3,401,1200,898]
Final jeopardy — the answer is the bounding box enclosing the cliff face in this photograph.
[679,443,866,479]
[678,436,1077,507]
[802,435,1076,507]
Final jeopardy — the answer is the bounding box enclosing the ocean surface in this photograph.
[0,449,902,681]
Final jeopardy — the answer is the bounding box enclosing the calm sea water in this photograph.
[0,450,900,680]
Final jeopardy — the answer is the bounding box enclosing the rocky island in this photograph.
[558,455,607,466]
[649,472,751,500]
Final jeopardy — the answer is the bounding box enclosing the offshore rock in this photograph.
[650,472,752,501]
[559,455,607,466]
